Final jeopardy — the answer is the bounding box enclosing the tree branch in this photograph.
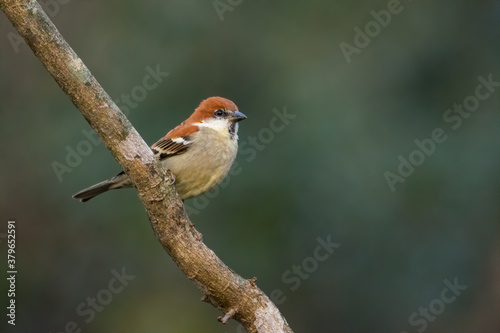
[0,1,293,332]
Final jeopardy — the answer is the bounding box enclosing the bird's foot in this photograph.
[190,222,203,242]
[166,169,176,185]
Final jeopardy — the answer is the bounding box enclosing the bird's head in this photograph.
[189,97,247,138]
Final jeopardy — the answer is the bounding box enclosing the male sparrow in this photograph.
[73,96,246,202]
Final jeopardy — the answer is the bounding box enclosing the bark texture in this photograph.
[0,1,293,332]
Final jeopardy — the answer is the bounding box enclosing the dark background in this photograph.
[1,1,499,332]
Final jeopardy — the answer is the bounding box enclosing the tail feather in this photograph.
[72,172,132,202]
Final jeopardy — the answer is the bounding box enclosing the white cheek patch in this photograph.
[195,119,230,134]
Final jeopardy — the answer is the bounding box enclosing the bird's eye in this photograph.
[214,109,224,117]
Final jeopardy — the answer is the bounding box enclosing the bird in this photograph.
[73,96,246,202]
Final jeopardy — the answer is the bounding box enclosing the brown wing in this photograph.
[151,123,199,160]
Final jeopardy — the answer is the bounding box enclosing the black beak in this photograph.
[230,111,247,122]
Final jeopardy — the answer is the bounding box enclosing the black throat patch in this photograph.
[228,122,237,138]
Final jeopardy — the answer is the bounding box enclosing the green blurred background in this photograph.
[1,0,500,332]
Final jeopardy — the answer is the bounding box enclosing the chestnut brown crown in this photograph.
[187,97,239,123]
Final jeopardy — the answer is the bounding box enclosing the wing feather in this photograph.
[151,123,199,160]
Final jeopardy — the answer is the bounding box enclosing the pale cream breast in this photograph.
[161,123,239,199]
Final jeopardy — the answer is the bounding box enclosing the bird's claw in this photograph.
[167,169,176,185]
[190,223,203,242]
